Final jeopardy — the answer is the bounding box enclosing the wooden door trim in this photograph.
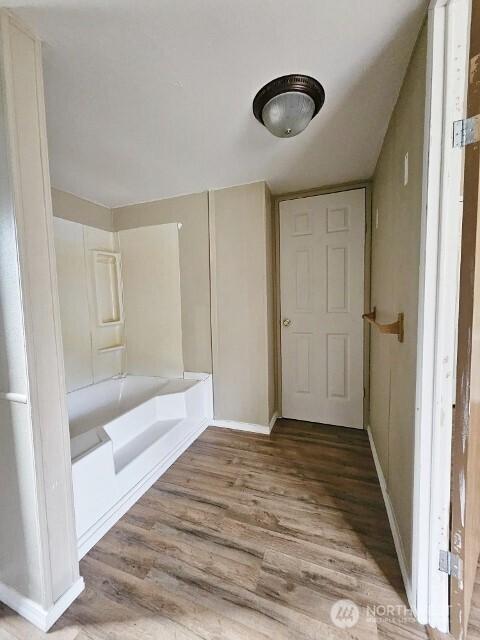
[451,0,480,636]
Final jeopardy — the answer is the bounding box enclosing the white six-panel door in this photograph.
[280,189,365,428]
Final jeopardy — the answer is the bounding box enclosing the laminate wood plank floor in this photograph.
[0,420,432,639]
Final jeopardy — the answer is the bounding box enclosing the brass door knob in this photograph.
[283,318,292,327]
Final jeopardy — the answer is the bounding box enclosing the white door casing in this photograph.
[279,189,365,427]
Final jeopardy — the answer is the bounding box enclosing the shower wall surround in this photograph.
[53,218,184,391]
[119,224,183,378]
[53,218,124,391]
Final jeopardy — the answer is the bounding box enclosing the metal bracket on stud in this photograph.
[453,115,480,147]
[439,549,463,580]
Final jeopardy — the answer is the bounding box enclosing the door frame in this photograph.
[412,0,470,631]
[273,182,372,425]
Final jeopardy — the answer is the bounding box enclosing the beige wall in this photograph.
[113,192,211,374]
[210,181,276,427]
[52,187,114,231]
[370,23,427,577]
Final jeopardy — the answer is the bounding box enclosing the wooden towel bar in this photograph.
[362,307,404,343]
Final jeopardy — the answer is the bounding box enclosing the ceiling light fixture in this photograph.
[253,74,325,138]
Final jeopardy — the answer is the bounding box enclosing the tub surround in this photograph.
[69,374,213,558]
[119,224,184,378]
[53,180,278,431]
[114,192,211,375]
[53,218,125,391]
[54,218,185,390]
[53,207,209,557]
[54,189,212,376]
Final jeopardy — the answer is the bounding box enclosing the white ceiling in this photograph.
[8,0,427,208]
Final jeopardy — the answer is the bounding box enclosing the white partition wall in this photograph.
[0,10,82,631]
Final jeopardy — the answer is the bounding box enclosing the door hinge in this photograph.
[439,550,463,580]
[453,115,480,147]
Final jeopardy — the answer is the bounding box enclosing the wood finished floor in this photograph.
[0,420,434,639]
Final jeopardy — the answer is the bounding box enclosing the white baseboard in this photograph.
[0,576,84,632]
[212,419,270,434]
[44,578,85,630]
[212,412,279,435]
[77,419,209,559]
[366,426,416,616]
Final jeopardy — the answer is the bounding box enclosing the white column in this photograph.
[0,10,83,631]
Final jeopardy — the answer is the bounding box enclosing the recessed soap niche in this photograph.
[92,250,125,352]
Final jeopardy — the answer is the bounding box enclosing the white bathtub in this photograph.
[68,374,213,558]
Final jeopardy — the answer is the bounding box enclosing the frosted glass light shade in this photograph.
[261,91,315,138]
[253,75,325,138]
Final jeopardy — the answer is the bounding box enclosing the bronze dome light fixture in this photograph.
[253,74,325,138]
